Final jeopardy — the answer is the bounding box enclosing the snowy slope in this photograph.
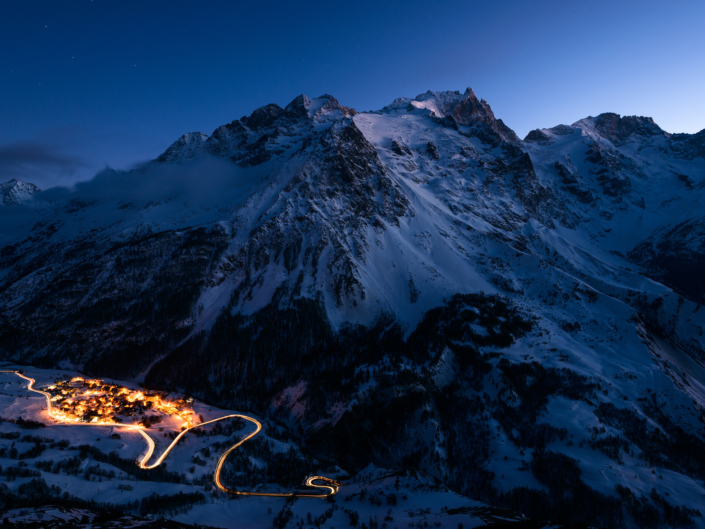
[0,366,522,529]
[1,88,705,527]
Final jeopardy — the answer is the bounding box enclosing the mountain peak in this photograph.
[284,94,312,117]
[156,132,209,163]
[410,90,465,117]
[284,93,356,120]
[572,112,666,146]
[0,178,41,206]
[155,93,357,166]
[241,102,285,129]
[401,88,520,145]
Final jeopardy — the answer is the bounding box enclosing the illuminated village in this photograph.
[46,377,194,427]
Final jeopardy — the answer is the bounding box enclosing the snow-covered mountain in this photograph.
[0,178,41,206]
[1,88,705,527]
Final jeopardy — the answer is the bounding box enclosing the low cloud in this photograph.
[37,156,268,207]
[0,156,269,248]
[0,141,90,188]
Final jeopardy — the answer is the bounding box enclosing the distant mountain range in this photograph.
[1,88,705,527]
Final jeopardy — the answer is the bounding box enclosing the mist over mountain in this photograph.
[2,88,705,528]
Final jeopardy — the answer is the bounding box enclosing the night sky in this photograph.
[2,0,704,188]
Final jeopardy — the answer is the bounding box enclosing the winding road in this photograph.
[0,370,340,498]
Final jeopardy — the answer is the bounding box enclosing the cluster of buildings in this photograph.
[46,377,193,427]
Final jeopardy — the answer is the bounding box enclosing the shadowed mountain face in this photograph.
[2,89,705,527]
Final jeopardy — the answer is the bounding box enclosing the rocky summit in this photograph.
[2,88,705,527]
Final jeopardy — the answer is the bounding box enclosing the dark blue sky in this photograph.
[2,0,704,188]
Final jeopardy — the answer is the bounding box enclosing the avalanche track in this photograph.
[0,370,341,498]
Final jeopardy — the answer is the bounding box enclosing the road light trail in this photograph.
[0,370,340,497]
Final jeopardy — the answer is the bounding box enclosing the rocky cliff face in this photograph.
[2,89,705,527]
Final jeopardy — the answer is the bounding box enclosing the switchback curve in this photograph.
[0,370,340,497]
